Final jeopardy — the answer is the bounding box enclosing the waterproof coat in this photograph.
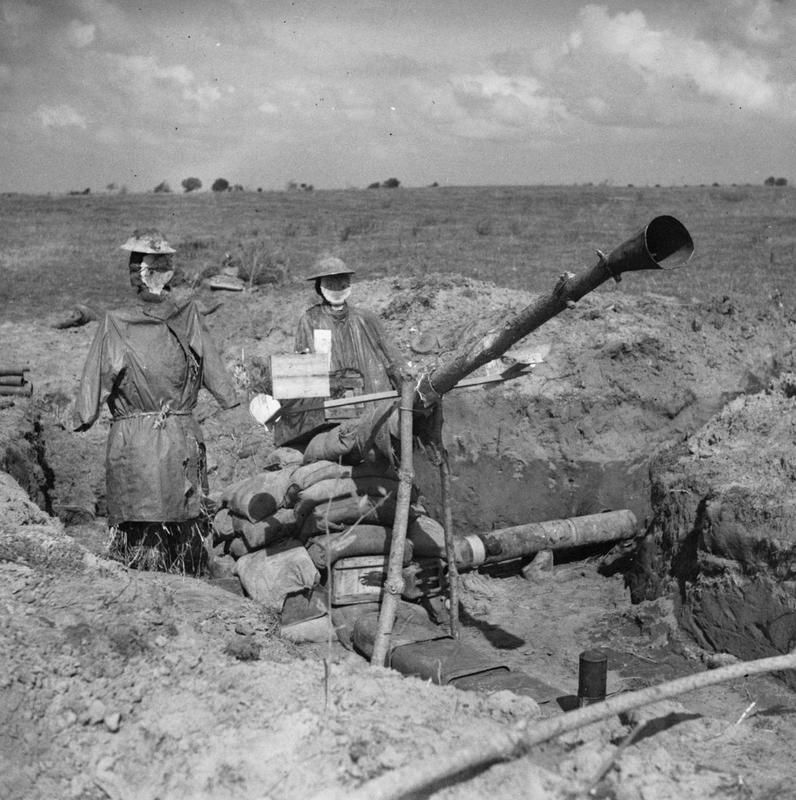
[274,302,405,447]
[73,297,238,525]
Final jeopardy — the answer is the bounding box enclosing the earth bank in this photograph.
[2,275,796,799]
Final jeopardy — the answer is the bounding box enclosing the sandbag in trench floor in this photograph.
[340,602,564,704]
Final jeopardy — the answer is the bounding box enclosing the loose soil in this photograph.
[2,273,796,800]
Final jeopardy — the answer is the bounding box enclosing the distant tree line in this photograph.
[88,175,416,194]
[367,177,401,189]
[79,174,790,195]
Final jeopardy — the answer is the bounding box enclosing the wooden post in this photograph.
[431,401,460,638]
[370,379,416,667]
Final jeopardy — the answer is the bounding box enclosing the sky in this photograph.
[1,0,794,193]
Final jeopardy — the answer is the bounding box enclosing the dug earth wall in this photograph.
[2,275,795,664]
[629,376,796,684]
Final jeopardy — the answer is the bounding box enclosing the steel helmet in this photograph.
[120,229,176,254]
[305,255,355,281]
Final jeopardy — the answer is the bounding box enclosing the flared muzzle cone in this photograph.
[606,215,694,275]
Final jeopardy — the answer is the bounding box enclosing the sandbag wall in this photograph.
[209,456,448,606]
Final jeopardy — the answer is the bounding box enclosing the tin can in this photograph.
[578,649,607,706]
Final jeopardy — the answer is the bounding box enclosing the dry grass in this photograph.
[0,184,793,322]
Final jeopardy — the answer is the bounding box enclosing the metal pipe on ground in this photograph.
[453,509,637,570]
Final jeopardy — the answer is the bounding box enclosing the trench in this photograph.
[4,359,796,700]
[415,452,653,536]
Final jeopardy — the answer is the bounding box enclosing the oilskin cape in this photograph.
[274,302,404,447]
[73,297,238,525]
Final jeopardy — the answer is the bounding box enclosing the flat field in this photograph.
[2,185,796,800]
[1,184,794,322]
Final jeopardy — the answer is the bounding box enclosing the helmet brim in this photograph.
[120,234,176,254]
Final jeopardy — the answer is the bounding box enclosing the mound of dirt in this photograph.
[630,374,796,680]
[3,469,796,800]
[4,278,796,799]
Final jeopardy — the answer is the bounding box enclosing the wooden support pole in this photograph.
[370,379,416,667]
[432,400,460,639]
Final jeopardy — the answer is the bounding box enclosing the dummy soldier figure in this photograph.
[73,229,238,572]
[273,255,408,464]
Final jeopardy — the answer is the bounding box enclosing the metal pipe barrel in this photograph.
[453,509,637,569]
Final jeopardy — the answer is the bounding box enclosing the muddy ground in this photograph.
[2,273,796,799]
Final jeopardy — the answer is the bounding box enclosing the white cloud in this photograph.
[447,70,569,138]
[69,0,129,44]
[183,84,221,110]
[106,54,221,111]
[1,1,41,41]
[65,19,95,48]
[744,0,779,43]
[115,54,193,86]
[696,0,790,46]
[36,103,87,129]
[567,4,789,116]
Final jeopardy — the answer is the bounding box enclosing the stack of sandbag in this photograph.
[209,454,450,616]
[0,366,32,398]
[210,467,301,559]
[288,458,409,538]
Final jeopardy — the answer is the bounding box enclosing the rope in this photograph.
[111,407,193,429]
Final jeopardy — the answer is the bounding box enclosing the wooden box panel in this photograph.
[270,353,330,399]
[331,555,387,606]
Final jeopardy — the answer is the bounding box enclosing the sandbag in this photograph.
[352,608,506,685]
[407,515,447,558]
[231,507,298,551]
[228,536,250,560]
[301,420,360,464]
[305,525,414,569]
[292,476,401,519]
[298,494,400,538]
[234,542,319,611]
[285,458,399,503]
[350,603,446,655]
[221,467,298,522]
[212,508,236,541]
[301,400,398,465]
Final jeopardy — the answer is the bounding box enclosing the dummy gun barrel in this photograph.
[453,509,637,569]
[414,215,694,406]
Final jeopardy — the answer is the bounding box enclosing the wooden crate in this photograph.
[270,353,330,399]
[330,555,387,606]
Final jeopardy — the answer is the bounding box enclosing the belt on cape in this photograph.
[111,408,193,430]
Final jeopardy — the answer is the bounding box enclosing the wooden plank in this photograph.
[260,360,537,426]
[270,353,330,399]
